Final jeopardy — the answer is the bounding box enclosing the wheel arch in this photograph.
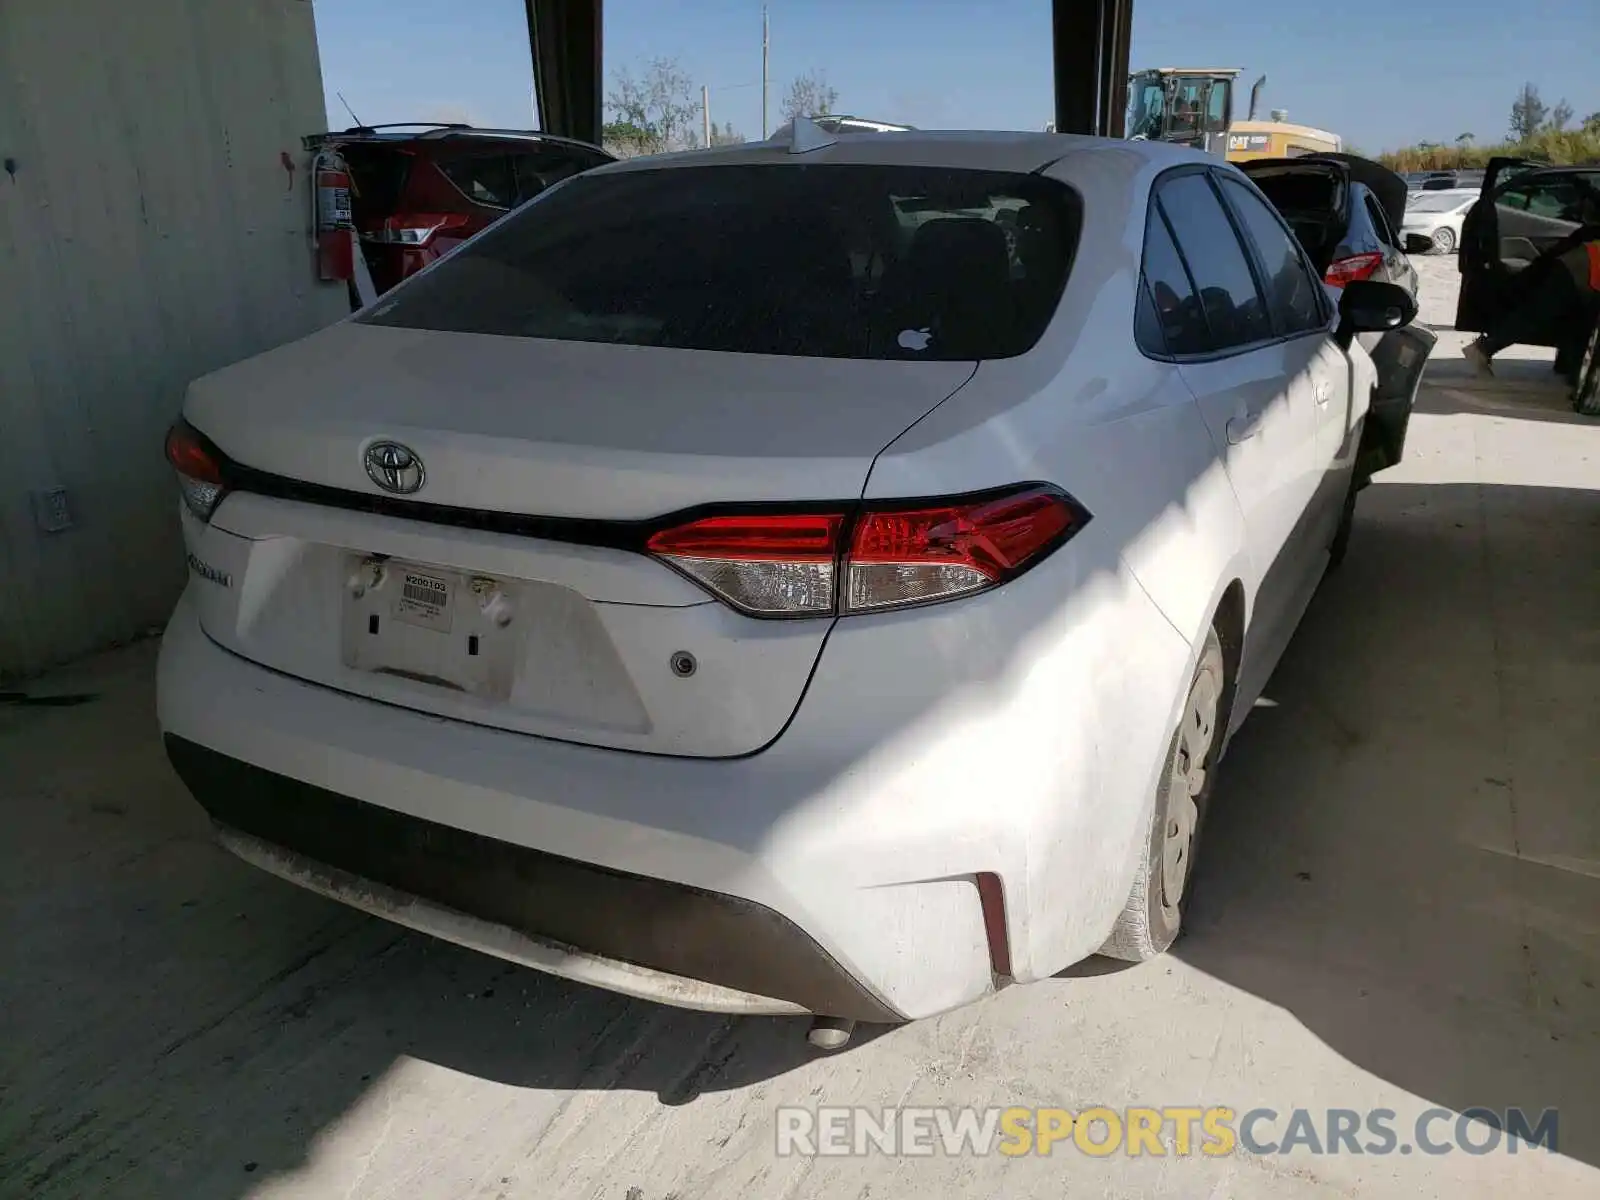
[1212,578,1247,747]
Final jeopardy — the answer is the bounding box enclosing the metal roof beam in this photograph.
[1053,0,1133,136]
[524,0,603,145]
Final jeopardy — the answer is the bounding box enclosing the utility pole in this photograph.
[702,84,712,148]
[761,5,769,138]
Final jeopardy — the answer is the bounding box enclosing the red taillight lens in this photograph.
[365,213,471,246]
[164,420,228,522]
[1325,252,1384,287]
[846,486,1080,612]
[646,486,1086,618]
[647,512,846,616]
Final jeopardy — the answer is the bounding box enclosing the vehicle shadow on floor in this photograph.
[1174,479,1600,1167]
[2,644,885,1198]
[1416,358,1591,425]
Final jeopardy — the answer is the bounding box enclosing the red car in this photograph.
[309,124,615,297]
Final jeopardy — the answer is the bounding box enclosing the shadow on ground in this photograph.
[1177,480,1600,1164]
[1416,355,1591,425]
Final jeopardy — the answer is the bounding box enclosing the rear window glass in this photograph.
[342,147,411,215]
[359,163,1080,360]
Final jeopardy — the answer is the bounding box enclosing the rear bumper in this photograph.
[168,737,886,1019]
[158,528,1187,1020]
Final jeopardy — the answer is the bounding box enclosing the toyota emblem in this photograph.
[364,440,425,495]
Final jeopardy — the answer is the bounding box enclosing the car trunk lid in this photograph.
[1241,158,1351,273]
[180,322,976,757]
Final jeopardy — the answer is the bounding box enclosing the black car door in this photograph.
[1455,156,1544,333]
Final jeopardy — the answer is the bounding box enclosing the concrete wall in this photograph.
[0,0,347,677]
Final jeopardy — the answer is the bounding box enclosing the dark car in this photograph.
[307,124,615,297]
[1456,157,1600,412]
[1240,153,1435,475]
[1240,154,1419,298]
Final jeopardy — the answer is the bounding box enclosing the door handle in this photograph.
[1314,379,1332,406]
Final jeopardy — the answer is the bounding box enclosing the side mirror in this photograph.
[1336,280,1418,348]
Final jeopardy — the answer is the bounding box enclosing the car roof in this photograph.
[588,128,1212,179]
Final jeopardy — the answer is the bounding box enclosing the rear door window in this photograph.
[1363,194,1398,249]
[1137,206,1208,356]
[1156,173,1273,351]
[361,164,1081,360]
[1217,176,1327,336]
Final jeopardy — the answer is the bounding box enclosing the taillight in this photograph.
[646,485,1087,618]
[845,486,1079,612]
[646,512,845,616]
[1325,252,1384,287]
[164,420,228,522]
[364,213,471,246]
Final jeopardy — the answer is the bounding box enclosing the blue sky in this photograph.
[313,0,1597,153]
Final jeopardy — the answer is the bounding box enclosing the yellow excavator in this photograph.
[1126,68,1341,162]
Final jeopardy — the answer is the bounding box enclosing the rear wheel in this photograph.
[1102,629,1225,961]
[1430,225,1456,255]
[1573,317,1600,418]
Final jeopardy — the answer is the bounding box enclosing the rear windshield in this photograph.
[359,163,1081,360]
[341,145,412,215]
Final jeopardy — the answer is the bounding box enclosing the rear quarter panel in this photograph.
[859,146,1253,974]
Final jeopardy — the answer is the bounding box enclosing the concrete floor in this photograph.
[4,259,1598,1199]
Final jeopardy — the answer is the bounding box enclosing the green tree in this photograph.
[1508,82,1547,142]
[1547,98,1575,133]
[781,70,839,121]
[1456,132,1474,147]
[603,57,700,156]
[710,121,745,146]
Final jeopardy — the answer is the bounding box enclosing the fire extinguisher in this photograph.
[311,148,355,282]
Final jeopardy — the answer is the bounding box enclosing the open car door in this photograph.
[1454,156,1547,334]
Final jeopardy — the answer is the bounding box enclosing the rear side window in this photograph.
[438,155,518,208]
[511,145,611,205]
[1363,194,1397,249]
[1137,207,1208,356]
[360,164,1081,360]
[1156,173,1272,351]
[1218,176,1327,336]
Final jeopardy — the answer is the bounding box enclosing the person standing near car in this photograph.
[1464,207,1600,377]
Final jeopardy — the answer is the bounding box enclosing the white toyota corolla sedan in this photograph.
[158,127,1431,1036]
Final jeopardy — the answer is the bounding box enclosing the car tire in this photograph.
[1327,475,1359,570]
[1430,225,1456,255]
[1573,317,1600,418]
[1102,628,1225,962]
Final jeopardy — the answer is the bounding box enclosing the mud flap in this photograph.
[1357,324,1438,487]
